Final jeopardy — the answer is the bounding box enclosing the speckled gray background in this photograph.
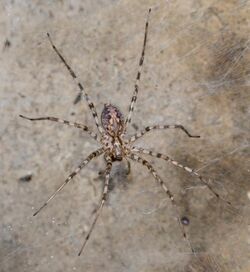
[1,0,249,271]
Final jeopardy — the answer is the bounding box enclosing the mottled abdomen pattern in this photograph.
[101,104,125,136]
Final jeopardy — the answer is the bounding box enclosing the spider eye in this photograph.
[101,104,125,136]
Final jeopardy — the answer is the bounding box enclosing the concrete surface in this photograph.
[0,0,249,271]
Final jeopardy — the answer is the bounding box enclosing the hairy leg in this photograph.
[78,156,112,256]
[132,147,231,205]
[33,148,104,216]
[128,153,194,253]
[47,33,103,134]
[129,124,200,143]
[125,8,151,128]
[19,115,100,142]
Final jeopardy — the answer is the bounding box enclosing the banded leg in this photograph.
[78,157,112,256]
[33,148,104,216]
[129,124,200,143]
[125,8,151,127]
[19,115,100,142]
[128,153,194,253]
[132,147,231,205]
[47,33,103,134]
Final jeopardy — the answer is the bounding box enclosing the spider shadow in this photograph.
[94,160,132,193]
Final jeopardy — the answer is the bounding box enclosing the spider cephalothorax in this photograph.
[101,133,127,162]
[20,8,231,256]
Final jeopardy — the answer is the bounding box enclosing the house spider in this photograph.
[20,8,231,256]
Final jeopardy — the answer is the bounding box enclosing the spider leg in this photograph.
[78,157,112,256]
[125,8,151,128]
[128,153,195,253]
[129,124,200,143]
[132,147,232,206]
[19,115,100,142]
[33,148,104,216]
[46,33,103,134]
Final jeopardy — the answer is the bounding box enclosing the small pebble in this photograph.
[181,216,190,225]
[132,123,139,130]
[19,174,32,182]
[73,93,82,104]
[4,39,11,49]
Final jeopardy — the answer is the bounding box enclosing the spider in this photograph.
[20,8,231,256]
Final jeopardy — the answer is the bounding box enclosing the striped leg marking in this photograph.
[128,153,194,253]
[132,147,231,205]
[129,124,200,143]
[47,33,103,134]
[33,148,104,216]
[78,157,112,256]
[125,8,151,128]
[19,115,100,142]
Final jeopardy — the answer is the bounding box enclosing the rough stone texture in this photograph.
[1,0,249,271]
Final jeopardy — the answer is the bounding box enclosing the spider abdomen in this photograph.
[101,104,125,136]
